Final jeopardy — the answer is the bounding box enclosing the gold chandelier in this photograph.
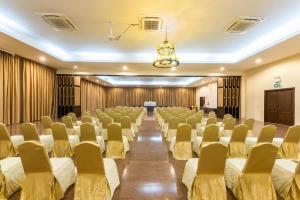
[153,26,179,68]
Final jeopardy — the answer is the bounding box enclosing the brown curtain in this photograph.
[105,87,196,107]
[0,52,21,125]
[22,59,56,122]
[81,79,106,113]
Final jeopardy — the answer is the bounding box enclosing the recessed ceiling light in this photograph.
[220,66,225,71]
[39,56,46,62]
[73,65,78,69]
[122,65,128,70]
[171,67,176,71]
[256,58,262,64]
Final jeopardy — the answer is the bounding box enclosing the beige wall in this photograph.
[244,53,300,123]
[195,81,217,109]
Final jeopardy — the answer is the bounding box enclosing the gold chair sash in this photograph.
[279,125,300,159]
[202,125,219,142]
[20,123,40,141]
[228,125,248,158]
[176,124,192,142]
[106,124,125,159]
[233,143,278,200]
[223,117,236,130]
[206,117,217,126]
[41,116,53,130]
[81,116,93,124]
[120,116,131,129]
[186,117,197,129]
[102,116,113,129]
[285,162,300,200]
[257,125,277,143]
[51,123,73,157]
[80,123,97,142]
[244,118,255,130]
[18,141,63,200]
[191,143,227,200]
[62,116,74,129]
[0,123,17,159]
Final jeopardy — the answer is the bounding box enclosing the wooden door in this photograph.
[264,88,295,125]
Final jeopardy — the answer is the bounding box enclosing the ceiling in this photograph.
[1,0,300,76]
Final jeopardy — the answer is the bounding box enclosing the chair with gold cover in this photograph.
[198,117,217,136]
[193,124,220,156]
[111,113,122,124]
[165,117,180,141]
[169,124,193,160]
[51,122,80,157]
[20,122,53,153]
[219,125,249,158]
[245,125,277,152]
[219,117,236,137]
[0,123,18,159]
[81,116,101,136]
[278,125,300,160]
[80,122,105,153]
[67,112,79,125]
[105,123,129,159]
[41,116,53,134]
[217,113,233,126]
[186,116,198,142]
[243,118,255,136]
[128,113,139,133]
[101,116,113,140]
[18,141,77,200]
[62,115,80,135]
[208,111,216,118]
[74,142,120,200]
[120,116,135,141]
[182,143,228,200]
[225,143,278,200]
[272,159,300,199]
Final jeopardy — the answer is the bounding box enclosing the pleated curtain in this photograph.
[0,52,21,125]
[81,79,106,113]
[22,59,56,122]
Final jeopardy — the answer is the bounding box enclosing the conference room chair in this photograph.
[0,123,18,159]
[100,116,113,140]
[245,125,277,152]
[105,123,129,159]
[182,143,228,200]
[193,124,220,156]
[278,125,300,160]
[217,113,233,126]
[162,114,172,135]
[165,117,180,141]
[120,116,135,141]
[271,159,300,199]
[82,111,91,117]
[208,111,216,118]
[219,117,236,137]
[198,117,217,136]
[243,118,255,136]
[81,116,101,136]
[128,113,139,133]
[80,122,105,153]
[67,112,79,125]
[224,143,278,200]
[41,116,53,134]
[111,112,122,124]
[18,141,77,199]
[169,124,193,160]
[51,122,80,157]
[219,124,249,158]
[186,116,199,142]
[20,122,53,153]
[74,142,120,200]
[61,115,80,135]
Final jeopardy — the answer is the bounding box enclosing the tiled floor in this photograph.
[8,113,288,200]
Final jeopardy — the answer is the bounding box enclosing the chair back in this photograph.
[223,117,236,130]
[223,114,233,121]
[112,113,121,123]
[82,111,91,117]
[244,118,255,130]
[51,122,69,141]
[81,116,93,124]
[67,112,77,123]
[202,125,219,142]
[243,143,277,174]
[230,125,248,143]
[186,116,197,129]
[257,125,277,143]
[208,111,216,118]
[41,116,53,129]
[107,123,122,141]
[62,116,74,129]
[20,123,40,141]
[283,125,300,144]
[128,113,137,123]
[206,117,217,126]
[169,117,180,129]
[0,123,11,141]
[121,116,131,128]
[75,142,105,175]
[102,116,112,129]
[18,141,52,173]
[197,143,227,175]
[80,123,97,142]
[176,124,192,142]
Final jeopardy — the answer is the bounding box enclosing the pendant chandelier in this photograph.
[153,26,179,68]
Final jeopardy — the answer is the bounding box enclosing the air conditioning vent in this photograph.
[140,17,163,32]
[226,17,263,34]
[40,14,78,31]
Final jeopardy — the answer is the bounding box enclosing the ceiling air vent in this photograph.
[40,14,78,31]
[140,17,163,32]
[226,17,263,34]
